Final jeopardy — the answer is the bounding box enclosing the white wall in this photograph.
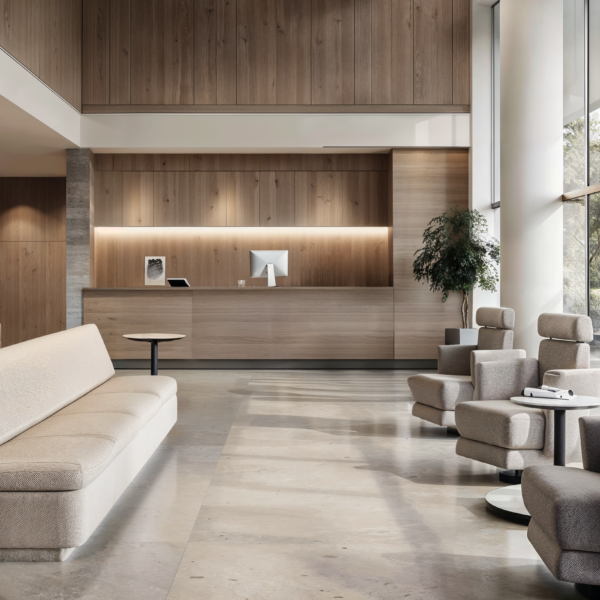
[500,0,563,358]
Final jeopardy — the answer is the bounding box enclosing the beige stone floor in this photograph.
[0,369,589,599]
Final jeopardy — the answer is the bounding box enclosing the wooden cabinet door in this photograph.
[414,0,453,105]
[295,172,343,226]
[311,0,354,105]
[131,0,194,104]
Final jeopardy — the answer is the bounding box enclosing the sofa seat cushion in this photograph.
[523,465,600,553]
[408,374,473,411]
[0,375,177,492]
[456,400,546,449]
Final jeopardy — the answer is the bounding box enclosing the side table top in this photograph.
[123,333,186,342]
[510,396,600,410]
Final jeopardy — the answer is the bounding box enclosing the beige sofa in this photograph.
[0,324,178,562]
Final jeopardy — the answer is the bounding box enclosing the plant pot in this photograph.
[445,328,478,346]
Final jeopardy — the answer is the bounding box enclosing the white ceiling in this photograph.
[0,94,76,176]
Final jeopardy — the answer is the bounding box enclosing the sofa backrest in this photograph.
[537,313,592,378]
[0,324,115,446]
[476,307,515,351]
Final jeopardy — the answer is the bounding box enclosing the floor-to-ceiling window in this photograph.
[562,0,600,346]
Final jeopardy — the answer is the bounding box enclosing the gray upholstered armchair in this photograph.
[456,313,600,478]
[408,307,517,431]
[522,416,600,598]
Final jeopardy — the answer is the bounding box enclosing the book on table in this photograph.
[521,386,575,400]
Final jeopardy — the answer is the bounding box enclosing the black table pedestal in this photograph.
[151,341,159,376]
[554,409,566,467]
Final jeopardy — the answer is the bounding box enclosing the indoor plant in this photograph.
[412,207,500,341]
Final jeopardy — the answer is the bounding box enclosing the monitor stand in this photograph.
[267,264,276,287]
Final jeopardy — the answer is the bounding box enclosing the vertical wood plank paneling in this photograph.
[0,243,20,347]
[44,178,67,241]
[237,0,276,104]
[113,154,155,171]
[122,172,154,226]
[226,172,259,226]
[372,0,413,104]
[275,0,311,104]
[216,0,237,104]
[94,171,124,226]
[392,0,414,104]
[354,0,371,105]
[131,0,194,105]
[154,172,191,225]
[343,171,387,226]
[453,0,470,105]
[45,241,67,334]
[94,154,115,171]
[0,0,40,75]
[39,0,83,110]
[154,154,191,171]
[190,172,228,225]
[372,0,392,104]
[110,0,130,104]
[295,172,343,226]
[83,0,110,105]
[414,0,452,105]
[19,243,46,343]
[392,149,469,358]
[194,0,217,104]
[259,171,295,226]
[311,0,354,105]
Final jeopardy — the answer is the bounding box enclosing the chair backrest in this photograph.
[476,307,515,350]
[537,313,593,379]
[0,324,115,446]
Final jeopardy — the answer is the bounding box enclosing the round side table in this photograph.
[123,333,186,375]
[485,395,600,525]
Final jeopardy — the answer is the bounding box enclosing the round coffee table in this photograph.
[123,333,186,375]
[485,395,600,524]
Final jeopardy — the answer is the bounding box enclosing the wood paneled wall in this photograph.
[93,153,389,227]
[82,0,470,113]
[0,178,67,348]
[391,148,469,359]
[94,227,390,288]
[0,0,82,110]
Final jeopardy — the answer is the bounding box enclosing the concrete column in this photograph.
[471,0,501,324]
[500,0,563,358]
[66,149,94,329]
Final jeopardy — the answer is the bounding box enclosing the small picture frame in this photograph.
[145,256,165,286]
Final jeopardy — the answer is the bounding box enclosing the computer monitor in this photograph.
[250,250,288,287]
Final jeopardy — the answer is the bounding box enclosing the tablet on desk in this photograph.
[167,278,191,287]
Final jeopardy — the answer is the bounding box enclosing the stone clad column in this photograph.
[500,0,563,357]
[66,149,94,329]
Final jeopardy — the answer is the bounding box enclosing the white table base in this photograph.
[485,484,531,525]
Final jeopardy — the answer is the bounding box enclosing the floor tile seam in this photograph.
[163,374,255,600]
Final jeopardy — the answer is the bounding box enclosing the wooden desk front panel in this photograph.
[192,288,394,360]
[83,290,193,359]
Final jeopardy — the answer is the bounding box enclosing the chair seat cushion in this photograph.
[408,374,473,411]
[523,465,600,553]
[0,375,177,492]
[455,400,546,449]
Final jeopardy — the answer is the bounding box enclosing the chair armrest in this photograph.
[438,345,476,375]
[580,416,600,473]
[471,349,527,400]
[543,368,600,398]
[476,358,540,401]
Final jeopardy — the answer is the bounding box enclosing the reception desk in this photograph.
[83,287,394,360]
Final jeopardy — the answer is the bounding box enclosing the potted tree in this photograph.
[412,207,500,345]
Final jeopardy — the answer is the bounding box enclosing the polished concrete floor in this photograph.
[0,369,588,599]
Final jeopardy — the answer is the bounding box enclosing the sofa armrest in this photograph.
[438,345,476,376]
[471,349,527,400]
[543,368,600,398]
[476,358,540,401]
[580,416,600,473]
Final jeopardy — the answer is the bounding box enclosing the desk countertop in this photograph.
[83,287,392,291]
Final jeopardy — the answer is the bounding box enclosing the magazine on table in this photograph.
[521,386,576,400]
